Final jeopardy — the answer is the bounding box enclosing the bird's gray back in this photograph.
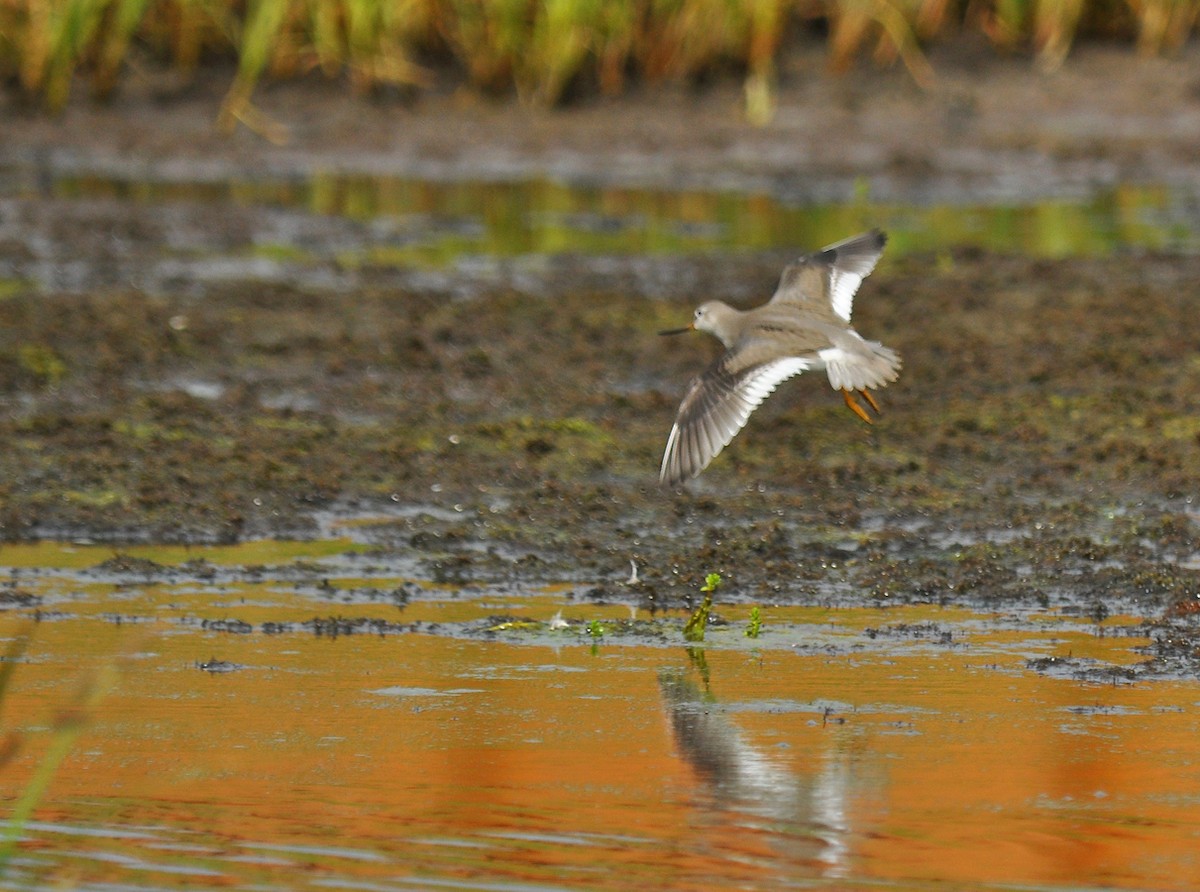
[733,305,844,358]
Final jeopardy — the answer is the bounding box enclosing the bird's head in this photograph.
[658,301,729,340]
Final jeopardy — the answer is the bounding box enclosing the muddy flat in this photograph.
[3,44,1200,890]
[1,45,1199,648]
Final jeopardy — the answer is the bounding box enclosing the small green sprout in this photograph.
[684,572,721,643]
[745,606,762,639]
[586,618,605,656]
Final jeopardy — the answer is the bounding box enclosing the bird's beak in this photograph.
[658,323,694,336]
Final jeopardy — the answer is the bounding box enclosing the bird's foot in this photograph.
[843,388,880,424]
[859,388,881,414]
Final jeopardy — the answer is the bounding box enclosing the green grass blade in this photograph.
[95,0,152,96]
[218,0,292,136]
[0,653,116,877]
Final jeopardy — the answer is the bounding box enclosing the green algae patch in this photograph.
[444,416,617,471]
[249,243,317,263]
[61,488,127,509]
[0,279,31,301]
[15,344,68,387]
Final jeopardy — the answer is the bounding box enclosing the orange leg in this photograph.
[859,388,881,414]
[842,389,874,424]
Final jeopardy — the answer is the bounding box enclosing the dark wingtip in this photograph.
[855,228,886,250]
[824,228,887,262]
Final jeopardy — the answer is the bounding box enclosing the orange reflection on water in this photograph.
[0,548,1198,890]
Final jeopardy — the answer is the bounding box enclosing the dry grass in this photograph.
[0,0,1195,124]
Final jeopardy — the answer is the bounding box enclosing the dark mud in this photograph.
[1,48,1199,674]
[3,243,1198,672]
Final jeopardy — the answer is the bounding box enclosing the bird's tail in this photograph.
[826,339,901,392]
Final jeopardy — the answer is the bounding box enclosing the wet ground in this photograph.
[1,162,1198,668]
[1,45,1200,888]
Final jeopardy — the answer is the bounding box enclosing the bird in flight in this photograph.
[658,229,900,486]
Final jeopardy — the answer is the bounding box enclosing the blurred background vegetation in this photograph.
[0,0,1196,125]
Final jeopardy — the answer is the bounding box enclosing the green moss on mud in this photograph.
[0,248,1196,653]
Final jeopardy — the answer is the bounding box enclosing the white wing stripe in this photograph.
[828,268,864,322]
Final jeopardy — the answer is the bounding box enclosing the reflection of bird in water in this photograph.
[660,669,800,807]
[658,666,854,878]
[658,230,900,486]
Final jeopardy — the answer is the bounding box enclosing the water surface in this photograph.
[2,542,1199,890]
[2,166,1198,295]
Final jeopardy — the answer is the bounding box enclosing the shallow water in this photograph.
[2,166,1199,299]
[2,542,1199,890]
[40,170,1200,255]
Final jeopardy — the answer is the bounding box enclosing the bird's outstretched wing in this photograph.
[660,350,810,486]
[768,229,887,322]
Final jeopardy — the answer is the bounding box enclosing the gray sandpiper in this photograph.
[658,229,901,486]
